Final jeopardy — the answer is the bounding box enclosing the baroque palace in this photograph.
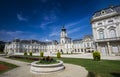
[4,5,120,56]
[91,5,120,56]
[4,26,94,55]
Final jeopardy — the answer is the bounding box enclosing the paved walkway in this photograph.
[0,57,88,77]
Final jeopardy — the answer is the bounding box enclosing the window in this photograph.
[75,49,76,52]
[62,40,64,43]
[101,10,105,15]
[87,43,89,47]
[112,46,118,53]
[108,20,113,23]
[99,31,104,39]
[109,29,116,38]
[98,22,102,25]
[84,44,86,47]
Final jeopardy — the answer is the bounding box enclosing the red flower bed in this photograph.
[0,64,9,71]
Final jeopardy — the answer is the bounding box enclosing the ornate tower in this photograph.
[60,26,67,44]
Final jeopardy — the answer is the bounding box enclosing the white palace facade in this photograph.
[91,5,120,56]
[4,26,94,55]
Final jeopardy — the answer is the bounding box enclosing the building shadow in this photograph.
[87,72,96,77]
[110,72,120,77]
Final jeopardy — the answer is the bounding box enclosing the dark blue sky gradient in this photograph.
[0,0,120,41]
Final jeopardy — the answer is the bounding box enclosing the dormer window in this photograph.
[101,10,105,15]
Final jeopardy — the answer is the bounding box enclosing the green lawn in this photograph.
[0,51,4,54]
[0,61,18,74]
[7,55,120,77]
[59,58,120,77]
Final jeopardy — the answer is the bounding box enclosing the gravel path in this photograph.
[0,57,88,77]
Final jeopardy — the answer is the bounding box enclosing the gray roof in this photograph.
[73,39,82,43]
[8,39,58,45]
[93,5,120,17]
[83,35,93,39]
[10,39,46,44]
[46,40,58,45]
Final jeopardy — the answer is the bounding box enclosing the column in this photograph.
[107,42,112,56]
[96,43,99,51]
[118,43,120,53]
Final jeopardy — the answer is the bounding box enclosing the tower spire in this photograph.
[60,25,67,44]
[63,25,64,28]
[61,25,66,31]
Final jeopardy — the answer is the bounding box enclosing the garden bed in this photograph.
[0,61,18,74]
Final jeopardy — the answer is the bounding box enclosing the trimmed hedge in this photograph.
[9,55,39,61]
[29,52,32,56]
[40,51,44,57]
[93,51,101,61]
[57,52,61,58]
[24,52,27,56]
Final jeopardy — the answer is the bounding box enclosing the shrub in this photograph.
[29,51,32,56]
[40,51,44,57]
[38,56,56,64]
[93,51,101,61]
[57,52,61,58]
[24,51,27,56]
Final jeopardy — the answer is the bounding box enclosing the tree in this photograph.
[0,41,5,53]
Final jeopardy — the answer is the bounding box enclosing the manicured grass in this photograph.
[58,58,120,77]
[0,52,4,54]
[0,61,18,74]
[7,55,120,77]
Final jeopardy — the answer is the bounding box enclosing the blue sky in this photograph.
[0,0,120,42]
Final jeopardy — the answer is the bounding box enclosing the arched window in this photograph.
[99,31,104,39]
[109,29,116,38]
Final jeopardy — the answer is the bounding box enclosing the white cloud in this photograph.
[49,27,60,37]
[0,30,29,41]
[40,11,58,28]
[49,32,59,37]
[68,27,81,34]
[40,21,53,29]
[66,21,81,28]
[41,21,53,26]
[45,39,51,41]
[6,31,24,36]
[65,17,89,28]
[68,25,89,34]
[17,14,28,21]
